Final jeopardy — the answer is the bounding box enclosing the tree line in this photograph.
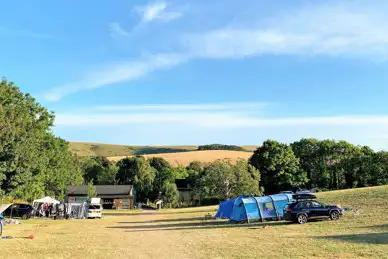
[198,144,247,151]
[1,79,388,207]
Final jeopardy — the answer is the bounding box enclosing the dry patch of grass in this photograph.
[107,150,253,166]
[2,186,387,259]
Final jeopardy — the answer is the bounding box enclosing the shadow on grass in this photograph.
[107,220,291,232]
[358,224,388,231]
[104,209,216,217]
[117,217,204,224]
[316,232,388,245]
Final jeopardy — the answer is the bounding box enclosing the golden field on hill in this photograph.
[106,150,253,166]
[2,185,387,259]
[69,142,257,165]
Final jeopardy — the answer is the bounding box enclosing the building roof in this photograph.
[67,185,133,196]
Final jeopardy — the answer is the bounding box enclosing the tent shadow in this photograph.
[315,232,388,245]
[107,220,292,232]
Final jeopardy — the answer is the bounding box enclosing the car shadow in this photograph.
[315,232,388,245]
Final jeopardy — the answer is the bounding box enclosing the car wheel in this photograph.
[330,211,340,221]
[297,214,308,224]
[21,214,29,220]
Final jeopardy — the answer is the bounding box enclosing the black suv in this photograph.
[284,194,344,224]
[2,203,35,219]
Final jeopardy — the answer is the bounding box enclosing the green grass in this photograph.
[2,185,386,259]
[69,142,258,157]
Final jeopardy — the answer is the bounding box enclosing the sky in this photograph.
[2,0,388,150]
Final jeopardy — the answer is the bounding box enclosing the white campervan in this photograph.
[87,198,102,219]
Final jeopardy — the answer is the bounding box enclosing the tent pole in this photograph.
[268,195,280,220]
[253,197,263,222]
[244,200,250,224]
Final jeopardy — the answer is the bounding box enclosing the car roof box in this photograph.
[292,193,317,200]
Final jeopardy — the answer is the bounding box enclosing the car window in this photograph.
[311,201,323,207]
[295,202,305,208]
[89,205,101,210]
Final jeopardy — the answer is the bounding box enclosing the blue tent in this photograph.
[215,199,235,219]
[227,193,293,222]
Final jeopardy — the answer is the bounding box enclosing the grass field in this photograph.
[69,142,257,157]
[2,185,387,258]
[106,150,253,166]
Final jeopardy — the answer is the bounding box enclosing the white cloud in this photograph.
[54,107,388,149]
[182,3,388,59]
[53,102,388,150]
[135,1,182,23]
[109,22,130,38]
[94,102,271,112]
[55,112,388,128]
[41,54,186,101]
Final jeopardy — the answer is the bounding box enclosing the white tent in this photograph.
[32,196,60,205]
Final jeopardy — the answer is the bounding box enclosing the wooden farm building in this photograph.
[67,185,136,209]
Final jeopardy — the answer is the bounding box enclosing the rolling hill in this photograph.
[69,142,257,165]
[69,142,257,156]
[106,150,253,166]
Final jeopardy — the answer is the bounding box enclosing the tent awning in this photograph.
[33,196,60,205]
[0,204,12,214]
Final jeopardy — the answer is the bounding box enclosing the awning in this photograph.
[0,204,12,214]
[32,196,60,205]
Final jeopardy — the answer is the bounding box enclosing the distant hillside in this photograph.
[106,150,253,166]
[69,142,257,157]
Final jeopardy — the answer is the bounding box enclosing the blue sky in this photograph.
[2,0,388,149]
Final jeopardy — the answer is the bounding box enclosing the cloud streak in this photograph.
[42,54,186,101]
[109,22,130,38]
[43,2,388,101]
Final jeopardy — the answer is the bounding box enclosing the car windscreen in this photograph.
[89,205,101,210]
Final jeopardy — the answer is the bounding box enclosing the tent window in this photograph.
[262,202,273,211]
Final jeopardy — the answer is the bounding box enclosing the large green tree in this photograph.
[249,140,308,194]
[116,156,156,202]
[0,79,83,200]
[198,159,261,201]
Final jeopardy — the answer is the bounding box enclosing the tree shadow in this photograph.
[104,209,216,217]
[117,217,205,224]
[357,224,388,231]
[316,232,388,245]
[107,220,292,232]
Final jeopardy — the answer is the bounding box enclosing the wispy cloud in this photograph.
[94,102,271,112]
[41,54,185,101]
[43,1,388,101]
[0,26,55,39]
[134,1,182,23]
[182,3,388,59]
[109,22,130,38]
